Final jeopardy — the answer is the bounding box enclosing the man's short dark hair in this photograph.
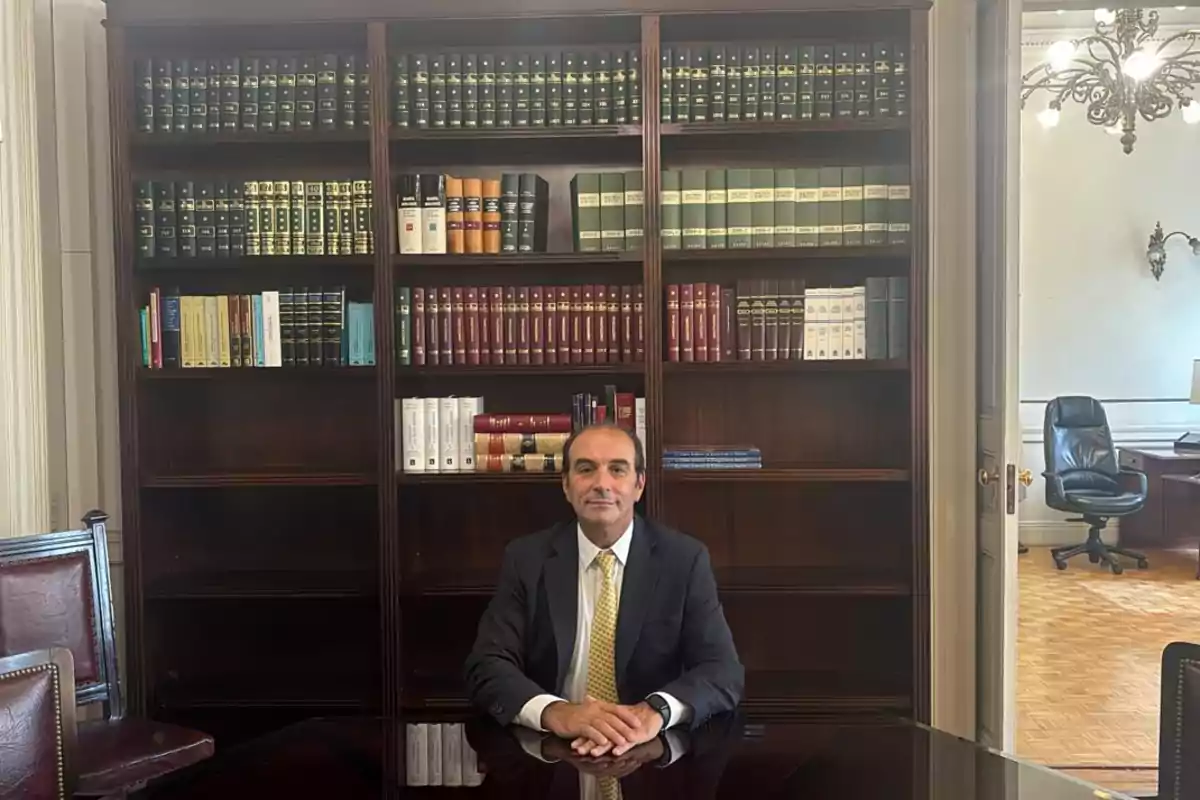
[561,423,646,477]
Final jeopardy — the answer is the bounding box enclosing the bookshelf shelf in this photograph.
[140,472,377,488]
[391,251,642,268]
[389,125,642,141]
[661,117,910,137]
[661,468,910,483]
[664,359,907,373]
[662,245,909,262]
[139,367,377,380]
[108,0,929,744]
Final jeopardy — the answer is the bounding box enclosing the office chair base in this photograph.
[1050,519,1148,575]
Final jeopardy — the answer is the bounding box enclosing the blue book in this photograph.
[252,293,265,367]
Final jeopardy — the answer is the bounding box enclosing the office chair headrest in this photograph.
[1052,396,1106,429]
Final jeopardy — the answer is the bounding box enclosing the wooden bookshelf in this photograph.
[106,0,929,748]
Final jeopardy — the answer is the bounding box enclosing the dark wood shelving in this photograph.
[136,255,374,272]
[662,468,910,483]
[156,682,372,711]
[141,472,377,488]
[662,117,910,136]
[664,359,907,373]
[663,245,909,261]
[390,125,642,140]
[392,251,642,268]
[396,471,562,485]
[397,363,643,378]
[139,367,376,380]
[741,669,912,714]
[145,570,377,600]
[132,129,370,147]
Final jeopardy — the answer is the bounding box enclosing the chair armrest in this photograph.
[1041,470,1065,496]
[1119,467,1149,497]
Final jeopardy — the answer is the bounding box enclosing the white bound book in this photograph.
[441,722,463,786]
[635,397,647,455]
[438,397,460,473]
[423,397,440,472]
[400,398,426,473]
[406,723,428,786]
[427,723,443,786]
[803,288,820,360]
[457,396,484,472]
[261,290,282,367]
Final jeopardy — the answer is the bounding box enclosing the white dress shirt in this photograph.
[516,520,691,732]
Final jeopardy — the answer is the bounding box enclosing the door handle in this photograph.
[1018,468,1033,487]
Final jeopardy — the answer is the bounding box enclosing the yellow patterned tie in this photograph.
[588,550,621,800]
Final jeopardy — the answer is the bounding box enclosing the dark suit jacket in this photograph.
[463,515,744,730]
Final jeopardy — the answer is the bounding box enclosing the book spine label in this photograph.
[530,286,544,365]
[543,285,557,365]
[661,170,681,250]
[763,279,778,360]
[479,55,495,127]
[517,286,530,364]
[505,286,519,364]
[888,165,911,245]
[705,169,727,250]
[726,48,742,121]
[856,44,874,118]
[709,46,726,122]
[452,287,466,364]
[401,397,426,472]
[874,43,893,117]
[600,172,625,252]
[607,286,620,362]
[627,51,642,124]
[741,46,759,120]
[774,168,796,247]
[693,281,708,362]
[623,171,643,251]
[818,167,844,247]
[680,283,694,362]
[759,45,776,121]
[660,48,673,123]
[572,173,601,252]
[570,286,582,363]
[726,169,752,249]
[681,169,707,250]
[674,47,691,122]
[750,169,775,249]
[815,46,834,119]
[489,286,505,364]
[556,286,571,364]
[842,166,864,247]
[708,283,721,361]
[593,283,608,363]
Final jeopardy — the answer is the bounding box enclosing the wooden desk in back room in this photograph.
[1118,447,1200,550]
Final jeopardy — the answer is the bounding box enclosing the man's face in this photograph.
[563,427,645,529]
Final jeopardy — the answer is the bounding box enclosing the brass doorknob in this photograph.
[1019,468,1033,487]
[978,468,999,487]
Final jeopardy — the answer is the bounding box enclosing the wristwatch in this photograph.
[645,693,671,727]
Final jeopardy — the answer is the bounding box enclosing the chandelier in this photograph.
[1021,8,1200,154]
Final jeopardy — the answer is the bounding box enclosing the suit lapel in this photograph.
[616,516,658,688]
[545,522,578,692]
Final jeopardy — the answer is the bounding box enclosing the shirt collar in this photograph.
[577,519,634,570]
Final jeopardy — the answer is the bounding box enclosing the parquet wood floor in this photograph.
[1017,545,1200,796]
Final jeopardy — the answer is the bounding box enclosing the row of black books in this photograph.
[139,286,374,369]
[661,40,908,124]
[665,277,908,363]
[136,179,374,259]
[135,54,370,136]
[391,49,642,129]
[662,165,909,250]
[396,173,548,255]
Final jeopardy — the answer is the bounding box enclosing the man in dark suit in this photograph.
[464,422,744,763]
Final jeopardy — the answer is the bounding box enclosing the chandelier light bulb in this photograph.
[1047,39,1076,71]
[1037,107,1061,128]
[1122,50,1160,80]
[1094,7,1116,24]
[1184,100,1200,123]
[1105,123,1122,135]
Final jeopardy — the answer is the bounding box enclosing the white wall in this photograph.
[1018,31,1200,544]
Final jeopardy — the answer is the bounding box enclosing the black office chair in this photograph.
[1042,396,1149,574]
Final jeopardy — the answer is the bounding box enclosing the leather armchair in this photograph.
[0,511,214,796]
[1042,396,1149,574]
[0,648,77,800]
[1159,641,1200,800]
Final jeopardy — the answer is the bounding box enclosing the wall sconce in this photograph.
[1147,221,1200,280]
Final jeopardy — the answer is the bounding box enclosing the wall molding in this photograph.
[1022,422,1192,446]
[1019,519,1118,547]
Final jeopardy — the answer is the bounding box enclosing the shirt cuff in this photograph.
[517,693,567,732]
[513,726,553,762]
[649,692,692,730]
[661,729,688,765]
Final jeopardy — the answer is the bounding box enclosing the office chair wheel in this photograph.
[1088,552,1100,563]
[1110,561,1124,575]
[1054,558,1068,571]
[1138,558,1149,569]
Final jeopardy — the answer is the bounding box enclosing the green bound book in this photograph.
[759,45,776,122]
[571,173,602,252]
[690,48,709,122]
[673,47,691,122]
[726,48,742,121]
[448,54,463,127]
[818,166,843,247]
[480,54,496,127]
[750,168,774,248]
[709,46,726,122]
[463,54,479,127]
[888,164,911,245]
[623,170,644,251]
[563,52,579,125]
[496,54,513,126]
[863,165,889,246]
[600,172,626,252]
[795,168,819,247]
[797,46,815,120]
[777,46,797,121]
[577,52,594,125]
[681,168,707,250]
[842,166,864,247]
[660,48,673,123]
[594,51,611,125]
[514,54,530,127]
[397,286,412,366]
[547,53,563,126]
[705,168,727,249]
[530,54,546,126]
[725,168,752,249]
[773,168,796,247]
[661,170,682,250]
[612,51,627,124]
[741,46,759,120]
[500,173,520,251]
[627,50,642,124]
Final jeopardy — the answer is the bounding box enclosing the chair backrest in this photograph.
[0,648,77,799]
[1160,641,1200,800]
[1042,396,1121,493]
[0,511,121,720]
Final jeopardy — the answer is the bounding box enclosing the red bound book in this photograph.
[616,392,635,431]
[606,286,620,362]
[478,286,491,366]
[557,287,571,363]
[453,287,467,364]
[708,283,721,361]
[490,286,505,364]
[504,286,518,365]
[582,285,595,364]
[736,279,752,361]
[777,278,792,361]
[694,281,708,363]
[721,287,736,361]
[621,285,633,362]
[666,284,680,362]
[680,283,694,362]
[474,413,573,433]
[531,286,544,365]
[544,285,557,365]
[570,286,583,364]
[517,286,531,365]
[593,284,607,364]
[634,285,645,362]
[466,287,480,365]
[440,287,454,364]
[764,278,779,361]
[425,286,440,366]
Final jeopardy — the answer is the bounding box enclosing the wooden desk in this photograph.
[1162,474,1200,576]
[1119,447,1200,548]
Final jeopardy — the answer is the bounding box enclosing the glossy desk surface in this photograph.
[132,713,1132,800]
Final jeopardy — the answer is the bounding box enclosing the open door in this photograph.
[975,0,1023,755]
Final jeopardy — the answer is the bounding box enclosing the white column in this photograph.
[0,0,52,538]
